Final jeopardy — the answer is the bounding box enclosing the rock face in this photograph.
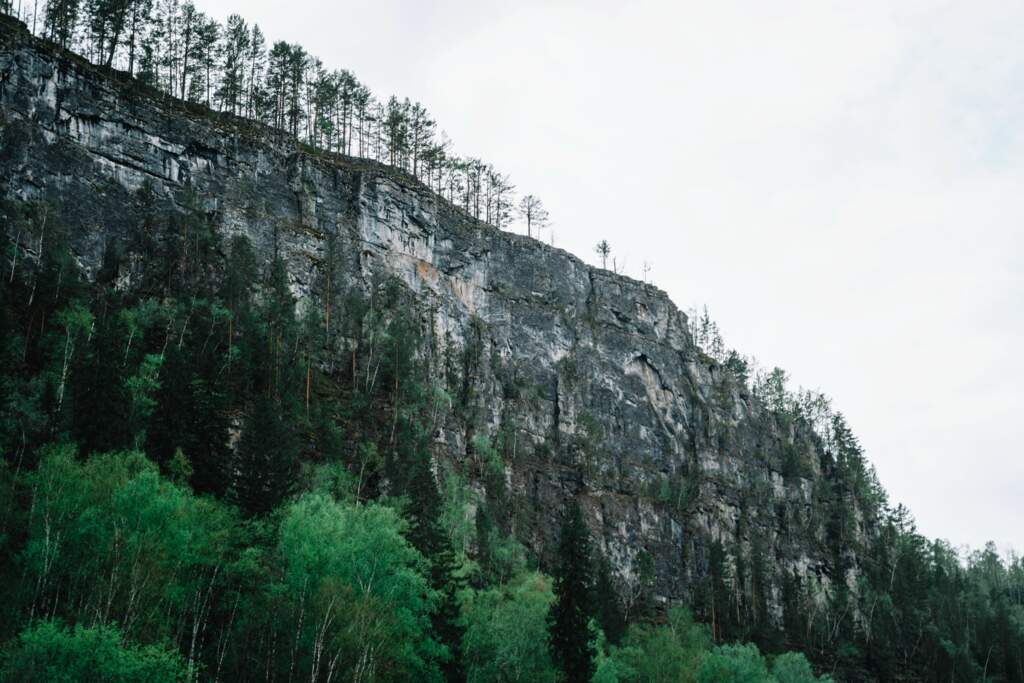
[0,16,864,614]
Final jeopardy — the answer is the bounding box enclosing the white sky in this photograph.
[193,0,1024,553]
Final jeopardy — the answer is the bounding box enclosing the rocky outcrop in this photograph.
[0,15,864,615]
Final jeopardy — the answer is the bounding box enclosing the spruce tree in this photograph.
[594,554,626,645]
[69,296,131,455]
[232,393,298,516]
[397,412,466,681]
[548,501,596,683]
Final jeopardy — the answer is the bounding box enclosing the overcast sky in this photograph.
[193,0,1023,553]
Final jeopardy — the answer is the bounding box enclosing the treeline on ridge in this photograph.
[2,0,536,231]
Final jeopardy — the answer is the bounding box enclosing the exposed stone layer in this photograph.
[0,16,864,613]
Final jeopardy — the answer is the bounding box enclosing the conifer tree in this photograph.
[145,325,231,495]
[123,0,153,74]
[489,171,515,229]
[405,451,466,682]
[548,501,596,683]
[245,24,266,119]
[518,194,550,239]
[217,14,248,114]
[233,392,298,516]
[45,0,81,47]
[594,554,626,645]
[595,240,611,270]
[67,293,131,455]
[408,101,434,178]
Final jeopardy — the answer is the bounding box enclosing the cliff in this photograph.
[0,15,866,617]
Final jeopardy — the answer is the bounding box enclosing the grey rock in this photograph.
[0,16,867,617]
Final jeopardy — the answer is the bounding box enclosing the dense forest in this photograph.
[0,193,839,681]
[1,193,1022,682]
[1,2,1024,682]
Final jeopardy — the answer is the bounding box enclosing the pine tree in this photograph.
[407,101,434,179]
[518,194,550,239]
[594,240,611,270]
[245,24,266,119]
[45,0,82,47]
[384,96,409,168]
[489,171,515,229]
[123,0,153,75]
[548,501,596,683]
[217,14,248,114]
[188,14,218,106]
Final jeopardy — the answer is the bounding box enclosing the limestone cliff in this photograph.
[0,15,868,618]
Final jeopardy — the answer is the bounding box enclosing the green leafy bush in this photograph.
[2,621,189,682]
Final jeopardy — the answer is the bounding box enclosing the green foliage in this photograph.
[697,643,771,682]
[549,501,597,683]
[694,643,833,683]
[166,446,193,484]
[592,647,638,683]
[124,352,163,447]
[606,608,710,683]
[724,351,751,384]
[0,210,479,677]
[688,305,726,361]
[20,447,241,649]
[1,620,190,682]
[771,652,833,683]
[594,611,831,683]
[302,461,358,501]
[471,433,504,482]
[475,506,528,586]
[756,368,791,415]
[275,493,444,681]
[461,571,557,683]
[439,464,477,555]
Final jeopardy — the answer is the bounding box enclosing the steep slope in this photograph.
[0,14,868,624]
